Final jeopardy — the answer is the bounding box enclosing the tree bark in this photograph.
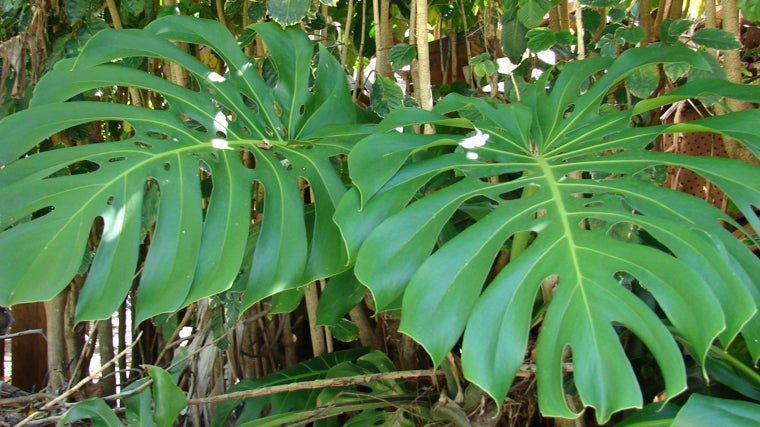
[415,0,433,112]
[720,0,759,166]
[44,292,67,392]
[96,318,116,397]
[11,302,47,392]
[373,0,393,78]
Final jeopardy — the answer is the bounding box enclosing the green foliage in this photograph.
[500,14,529,64]
[4,8,760,426]
[613,402,680,427]
[0,16,361,322]
[266,0,311,25]
[690,28,742,50]
[738,0,760,23]
[672,394,760,426]
[526,27,558,52]
[388,43,416,70]
[61,366,186,426]
[660,19,693,45]
[517,0,551,28]
[468,52,498,77]
[336,46,760,422]
[370,74,405,117]
[64,0,101,24]
[212,349,419,426]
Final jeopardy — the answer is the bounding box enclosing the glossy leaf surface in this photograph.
[0,16,358,322]
[672,394,760,426]
[338,46,760,422]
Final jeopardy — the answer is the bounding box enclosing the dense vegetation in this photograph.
[1,0,760,425]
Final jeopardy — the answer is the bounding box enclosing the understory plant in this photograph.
[1,14,760,424]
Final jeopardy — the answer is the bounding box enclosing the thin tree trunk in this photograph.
[96,318,116,397]
[558,0,570,31]
[575,2,585,59]
[639,0,652,46]
[720,0,758,166]
[105,0,143,106]
[353,0,368,100]
[670,0,684,19]
[44,292,67,392]
[415,0,433,112]
[374,0,393,77]
[340,0,355,68]
[304,282,327,357]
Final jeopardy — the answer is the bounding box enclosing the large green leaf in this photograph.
[0,16,360,322]
[672,394,760,426]
[337,45,760,422]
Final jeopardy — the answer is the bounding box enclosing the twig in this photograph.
[15,332,143,427]
[66,320,101,390]
[187,369,445,405]
[0,329,46,340]
[184,362,573,406]
[0,392,56,406]
[155,303,197,364]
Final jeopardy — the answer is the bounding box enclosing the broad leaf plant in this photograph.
[336,48,760,421]
[0,16,360,322]
[1,15,760,423]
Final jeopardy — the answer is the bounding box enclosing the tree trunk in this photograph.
[10,302,47,392]
[719,0,759,166]
[44,291,67,392]
[96,318,116,397]
[415,0,433,112]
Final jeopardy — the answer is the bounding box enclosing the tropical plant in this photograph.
[2,6,760,426]
[0,15,361,323]
[335,46,760,422]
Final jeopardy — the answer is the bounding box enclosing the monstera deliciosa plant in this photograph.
[1,14,760,424]
[335,49,760,421]
[0,16,362,322]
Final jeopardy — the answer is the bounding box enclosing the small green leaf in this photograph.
[691,28,742,50]
[500,19,528,64]
[224,0,244,15]
[267,0,310,25]
[660,19,693,44]
[526,28,557,52]
[517,0,551,28]
[596,34,620,57]
[389,43,416,70]
[556,29,574,45]
[316,269,366,326]
[247,0,268,21]
[626,63,660,99]
[148,365,187,426]
[608,7,626,22]
[664,62,690,82]
[65,0,100,23]
[122,378,153,425]
[370,74,404,117]
[60,398,126,427]
[620,26,645,44]
[329,318,360,342]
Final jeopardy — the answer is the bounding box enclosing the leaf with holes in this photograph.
[0,16,363,322]
[336,45,760,423]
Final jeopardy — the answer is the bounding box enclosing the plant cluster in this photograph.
[2,1,760,426]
